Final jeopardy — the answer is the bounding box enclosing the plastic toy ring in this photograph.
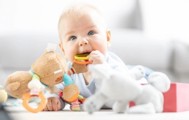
[22,92,47,113]
[74,53,89,60]
[74,53,91,65]
[73,59,91,65]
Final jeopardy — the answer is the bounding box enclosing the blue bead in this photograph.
[63,74,73,86]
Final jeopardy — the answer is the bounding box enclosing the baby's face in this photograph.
[59,10,110,62]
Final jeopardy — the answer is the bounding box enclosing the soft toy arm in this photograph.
[147,72,171,92]
[129,65,171,92]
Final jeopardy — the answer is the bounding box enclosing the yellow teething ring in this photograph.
[73,53,91,65]
[22,92,47,113]
[73,59,91,65]
[74,55,89,60]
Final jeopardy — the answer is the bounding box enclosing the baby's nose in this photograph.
[79,39,88,47]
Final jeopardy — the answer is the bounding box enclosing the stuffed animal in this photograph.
[0,85,8,104]
[83,64,170,114]
[5,43,86,113]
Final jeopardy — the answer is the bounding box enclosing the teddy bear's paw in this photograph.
[7,82,21,91]
[113,101,128,113]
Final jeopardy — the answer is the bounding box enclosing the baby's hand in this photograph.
[43,97,65,111]
[89,50,105,64]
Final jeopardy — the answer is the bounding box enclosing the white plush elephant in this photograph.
[83,64,170,114]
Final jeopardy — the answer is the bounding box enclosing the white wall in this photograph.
[141,0,189,42]
[1,0,188,41]
[0,0,137,35]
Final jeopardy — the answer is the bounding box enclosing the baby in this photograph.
[44,3,170,112]
[43,3,127,111]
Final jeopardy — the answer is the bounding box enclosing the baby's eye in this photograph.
[88,30,95,36]
[68,36,77,41]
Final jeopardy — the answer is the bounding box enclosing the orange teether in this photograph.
[22,92,47,113]
[74,53,91,65]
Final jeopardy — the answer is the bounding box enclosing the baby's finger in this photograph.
[52,99,59,111]
[47,99,53,111]
[89,50,100,57]
[55,98,62,110]
[43,106,48,111]
[56,99,62,110]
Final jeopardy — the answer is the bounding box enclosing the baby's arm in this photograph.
[43,97,65,111]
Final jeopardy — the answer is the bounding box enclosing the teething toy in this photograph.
[60,73,85,111]
[74,53,91,64]
[22,72,47,113]
[22,91,47,113]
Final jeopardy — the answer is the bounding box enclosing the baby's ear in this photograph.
[106,30,111,43]
[59,41,64,53]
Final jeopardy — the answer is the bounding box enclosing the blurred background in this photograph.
[0,0,189,84]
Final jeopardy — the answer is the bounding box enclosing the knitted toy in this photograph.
[83,64,170,114]
[5,44,85,113]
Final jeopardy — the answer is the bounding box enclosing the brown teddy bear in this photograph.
[5,43,86,113]
[5,71,32,99]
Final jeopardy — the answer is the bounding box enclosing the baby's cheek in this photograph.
[65,54,74,62]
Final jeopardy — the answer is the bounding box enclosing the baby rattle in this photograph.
[60,74,85,111]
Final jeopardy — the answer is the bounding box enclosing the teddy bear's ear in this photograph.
[7,82,21,91]
[46,43,57,52]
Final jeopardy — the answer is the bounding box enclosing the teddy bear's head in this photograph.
[31,48,67,88]
[5,44,67,99]
[5,71,32,98]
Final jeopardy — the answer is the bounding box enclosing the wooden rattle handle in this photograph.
[22,92,47,113]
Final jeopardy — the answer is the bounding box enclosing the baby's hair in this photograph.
[58,3,102,26]
[58,3,104,39]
